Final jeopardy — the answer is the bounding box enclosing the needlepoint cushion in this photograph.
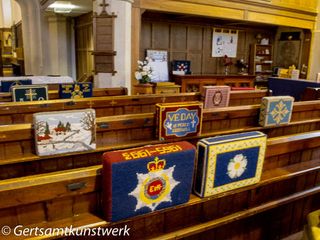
[155,101,203,141]
[201,85,230,109]
[102,141,196,222]
[33,109,96,156]
[259,96,294,127]
[194,131,267,198]
[59,82,93,99]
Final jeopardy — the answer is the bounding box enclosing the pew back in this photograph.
[0,90,268,125]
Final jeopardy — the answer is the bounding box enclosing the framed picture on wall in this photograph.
[146,49,169,82]
[276,40,301,68]
[212,29,238,58]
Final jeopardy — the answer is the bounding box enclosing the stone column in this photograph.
[308,3,320,81]
[308,30,320,81]
[94,0,133,93]
[47,14,73,77]
[14,0,49,75]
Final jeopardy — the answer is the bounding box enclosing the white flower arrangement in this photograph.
[135,57,153,84]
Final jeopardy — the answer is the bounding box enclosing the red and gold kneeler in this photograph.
[102,141,196,222]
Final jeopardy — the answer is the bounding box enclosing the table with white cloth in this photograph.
[0,76,74,90]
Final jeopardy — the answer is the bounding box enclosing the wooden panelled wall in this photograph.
[140,13,276,75]
[75,12,94,81]
[138,0,317,29]
[15,22,23,48]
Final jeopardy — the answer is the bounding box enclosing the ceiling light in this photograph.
[48,1,75,13]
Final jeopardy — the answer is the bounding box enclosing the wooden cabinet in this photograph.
[172,74,255,92]
[154,84,181,94]
[250,44,273,82]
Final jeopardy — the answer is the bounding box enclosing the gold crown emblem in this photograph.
[147,157,166,172]
[74,84,80,91]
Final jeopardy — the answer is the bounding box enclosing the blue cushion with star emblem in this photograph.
[102,141,196,222]
[194,131,267,198]
[259,96,294,127]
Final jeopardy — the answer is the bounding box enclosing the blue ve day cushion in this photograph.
[102,141,195,222]
[194,131,267,198]
[259,96,294,127]
[156,102,203,140]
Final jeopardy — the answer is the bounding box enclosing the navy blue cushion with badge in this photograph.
[1,79,32,92]
[59,82,93,99]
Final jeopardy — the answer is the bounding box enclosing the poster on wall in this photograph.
[146,50,169,82]
[212,29,238,58]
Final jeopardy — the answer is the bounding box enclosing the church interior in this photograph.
[0,0,319,239]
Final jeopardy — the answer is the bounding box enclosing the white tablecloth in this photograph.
[0,76,74,86]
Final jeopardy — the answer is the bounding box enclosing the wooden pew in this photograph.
[0,100,320,180]
[0,87,128,102]
[0,131,319,239]
[0,90,269,125]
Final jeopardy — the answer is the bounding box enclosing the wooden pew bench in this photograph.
[0,87,128,102]
[1,101,320,179]
[0,90,269,125]
[0,131,319,239]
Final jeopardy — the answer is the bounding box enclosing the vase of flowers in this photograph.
[222,55,233,75]
[135,57,153,84]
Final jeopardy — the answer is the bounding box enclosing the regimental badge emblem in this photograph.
[129,157,179,211]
